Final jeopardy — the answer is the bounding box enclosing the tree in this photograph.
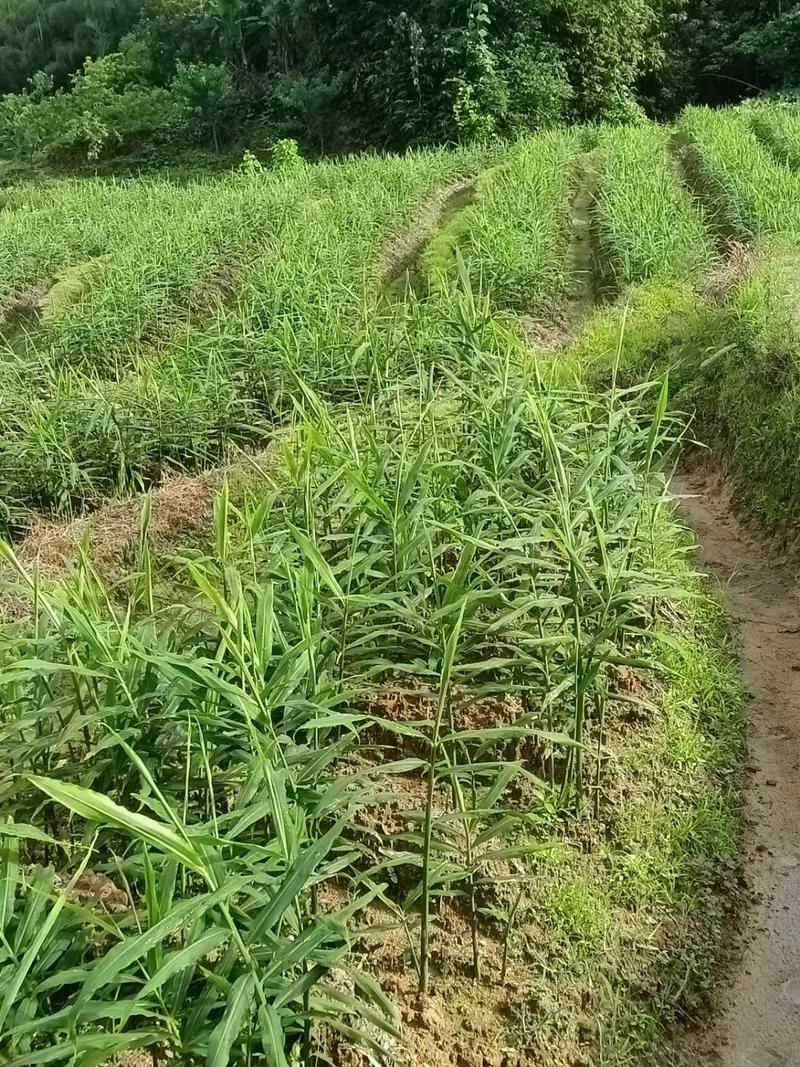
[0,0,144,92]
[649,0,800,113]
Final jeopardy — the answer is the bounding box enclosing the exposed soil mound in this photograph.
[2,280,52,324]
[1,446,277,616]
[699,240,756,303]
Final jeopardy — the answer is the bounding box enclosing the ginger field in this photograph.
[1,100,799,1066]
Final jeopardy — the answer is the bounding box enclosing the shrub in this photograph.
[0,52,246,163]
[170,60,237,149]
[270,137,303,171]
[0,53,175,161]
[263,71,347,152]
[499,42,573,134]
[239,147,264,176]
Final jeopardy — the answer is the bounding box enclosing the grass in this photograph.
[0,145,489,527]
[4,178,281,376]
[747,99,800,170]
[505,521,743,1066]
[557,277,701,386]
[0,265,743,1066]
[668,242,800,527]
[422,129,580,312]
[1,104,786,1065]
[0,309,699,1058]
[592,123,717,286]
[679,105,800,242]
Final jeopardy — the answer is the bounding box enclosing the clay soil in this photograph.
[675,466,800,1067]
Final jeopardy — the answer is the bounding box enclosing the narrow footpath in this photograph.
[674,468,800,1067]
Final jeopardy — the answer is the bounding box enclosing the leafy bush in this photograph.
[0,0,797,158]
[652,0,800,114]
[499,40,573,134]
[0,53,174,161]
[238,147,264,176]
[0,53,241,163]
[270,137,303,171]
[170,60,237,148]
[263,72,347,152]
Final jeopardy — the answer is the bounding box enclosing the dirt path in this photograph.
[673,467,800,1067]
[377,178,476,294]
[564,151,599,322]
[522,151,599,351]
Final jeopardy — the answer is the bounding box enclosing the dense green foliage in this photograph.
[680,105,800,241]
[592,123,716,285]
[570,103,800,531]
[653,0,800,114]
[748,98,800,168]
[0,0,143,93]
[685,246,800,525]
[0,143,485,524]
[0,0,662,160]
[0,0,797,162]
[423,130,580,311]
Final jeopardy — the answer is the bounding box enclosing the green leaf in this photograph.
[318,985,402,1040]
[248,819,345,944]
[0,848,95,1034]
[287,523,344,598]
[0,823,63,847]
[351,967,401,1027]
[76,879,247,1010]
[27,776,209,875]
[0,825,19,933]
[139,926,229,997]
[1,1030,162,1067]
[7,998,158,1038]
[207,972,256,1067]
[258,1004,289,1067]
[185,562,238,627]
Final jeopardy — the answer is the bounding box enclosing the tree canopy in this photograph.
[0,0,796,162]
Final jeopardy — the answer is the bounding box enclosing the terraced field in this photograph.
[2,102,800,1067]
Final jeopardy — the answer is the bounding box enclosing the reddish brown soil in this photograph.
[674,466,800,1067]
[0,446,277,617]
[323,666,673,1067]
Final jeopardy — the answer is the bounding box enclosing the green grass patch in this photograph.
[0,287,745,1065]
[0,144,490,527]
[422,129,580,312]
[680,105,800,242]
[748,100,800,171]
[593,124,717,286]
[555,275,701,386]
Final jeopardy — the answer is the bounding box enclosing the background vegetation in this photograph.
[0,0,798,165]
